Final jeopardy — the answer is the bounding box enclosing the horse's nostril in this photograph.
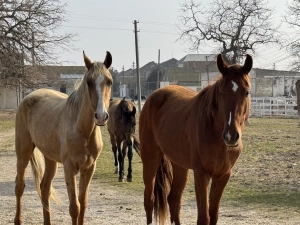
[105,113,109,121]
[222,131,226,141]
[94,112,98,119]
[234,132,239,141]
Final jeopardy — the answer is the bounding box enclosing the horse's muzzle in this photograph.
[222,130,239,147]
[94,112,109,126]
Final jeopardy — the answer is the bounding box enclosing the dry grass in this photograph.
[1,109,299,218]
[95,117,300,218]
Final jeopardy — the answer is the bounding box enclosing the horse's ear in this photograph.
[242,54,253,74]
[217,54,228,75]
[83,51,93,70]
[104,51,112,69]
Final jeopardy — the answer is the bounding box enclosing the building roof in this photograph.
[60,74,84,79]
[184,54,216,62]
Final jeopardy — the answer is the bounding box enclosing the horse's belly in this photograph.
[29,119,62,162]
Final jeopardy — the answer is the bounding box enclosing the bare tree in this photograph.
[285,0,300,71]
[178,0,279,64]
[0,0,75,88]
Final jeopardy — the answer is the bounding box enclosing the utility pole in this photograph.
[206,55,209,85]
[134,20,142,112]
[157,49,160,90]
[132,61,135,97]
[132,61,135,84]
[122,66,125,97]
[122,65,125,85]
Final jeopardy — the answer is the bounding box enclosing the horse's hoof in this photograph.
[118,178,124,182]
[127,177,132,182]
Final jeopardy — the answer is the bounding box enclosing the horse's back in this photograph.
[16,89,68,161]
[17,88,67,124]
[139,85,198,170]
[141,85,197,123]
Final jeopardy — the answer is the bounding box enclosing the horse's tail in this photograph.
[132,135,140,157]
[154,155,173,224]
[30,148,61,210]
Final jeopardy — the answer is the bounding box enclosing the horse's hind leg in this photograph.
[14,130,35,225]
[140,141,163,224]
[126,144,133,182]
[41,157,58,224]
[78,163,95,225]
[108,132,118,174]
[168,163,189,225]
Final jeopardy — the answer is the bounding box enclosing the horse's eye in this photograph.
[245,90,249,97]
[108,80,113,86]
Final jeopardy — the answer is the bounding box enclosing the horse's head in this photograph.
[217,54,252,147]
[83,51,113,126]
[120,98,137,147]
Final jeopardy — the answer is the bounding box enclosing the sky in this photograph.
[60,0,295,72]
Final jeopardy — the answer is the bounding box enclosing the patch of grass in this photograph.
[0,135,15,150]
[0,120,15,150]
[94,128,144,196]
[0,120,15,132]
[2,114,299,216]
[94,117,300,216]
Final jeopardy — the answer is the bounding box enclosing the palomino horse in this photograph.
[139,54,252,225]
[14,51,113,225]
[107,97,140,182]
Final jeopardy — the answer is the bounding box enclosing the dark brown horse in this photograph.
[139,54,252,225]
[107,97,140,182]
[14,51,113,225]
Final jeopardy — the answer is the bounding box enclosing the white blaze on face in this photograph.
[232,81,238,92]
[226,131,232,141]
[95,75,107,119]
[226,111,232,141]
[228,111,232,125]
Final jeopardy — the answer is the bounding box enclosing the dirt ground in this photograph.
[0,109,299,225]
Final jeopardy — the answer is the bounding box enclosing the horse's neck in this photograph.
[196,84,222,130]
[70,84,96,136]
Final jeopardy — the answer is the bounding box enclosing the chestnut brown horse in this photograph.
[139,54,252,225]
[14,51,113,225]
[107,97,140,182]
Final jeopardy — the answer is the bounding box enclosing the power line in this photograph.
[62,25,132,31]
[66,13,176,27]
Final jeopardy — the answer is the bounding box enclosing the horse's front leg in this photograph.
[109,132,118,174]
[78,163,96,225]
[194,169,210,225]
[209,172,231,225]
[117,139,125,182]
[126,145,133,182]
[64,159,80,225]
